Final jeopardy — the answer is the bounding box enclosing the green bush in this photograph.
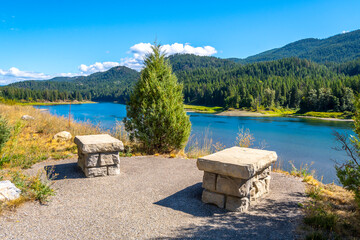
[0,116,11,152]
[124,44,191,153]
[335,97,360,207]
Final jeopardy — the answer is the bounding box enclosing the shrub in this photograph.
[334,97,360,207]
[0,116,11,152]
[124,44,191,153]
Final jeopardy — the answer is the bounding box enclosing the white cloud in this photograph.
[0,67,52,84]
[1,42,217,84]
[80,42,218,72]
[342,30,349,34]
[78,61,120,75]
[124,43,217,70]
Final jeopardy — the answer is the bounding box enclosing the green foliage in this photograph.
[2,49,360,113]
[235,29,360,64]
[2,66,140,103]
[336,161,360,205]
[304,206,338,230]
[334,97,360,207]
[124,44,191,153]
[0,116,11,152]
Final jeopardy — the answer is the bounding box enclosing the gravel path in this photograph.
[0,157,306,239]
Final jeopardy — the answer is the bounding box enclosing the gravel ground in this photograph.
[0,157,306,239]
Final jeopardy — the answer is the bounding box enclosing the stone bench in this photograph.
[197,146,277,212]
[74,134,124,177]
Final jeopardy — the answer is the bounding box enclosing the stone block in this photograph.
[74,134,124,154]
[254,179,267,199]
[84,167,107,178]
[85,153,100,167]
[197,147,277,179]
[112,153,120,164]
[226,196,250,212]
[99,153,115,166]
[202,172,217,191]
[215,175,251,197]
[202,189,225,208]
[257,166,271,179]
[77,155,85,171]
[250,187,257,201]
[108,164,120,176]
[264,175,271,193]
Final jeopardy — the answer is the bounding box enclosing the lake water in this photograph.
[35,102,353,184]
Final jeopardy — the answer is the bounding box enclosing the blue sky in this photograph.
[1,0,359,84]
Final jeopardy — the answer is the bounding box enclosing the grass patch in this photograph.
[289,163,360,238]
[0,103,102,212]
[299,111,354,120]
[184,104,224,113]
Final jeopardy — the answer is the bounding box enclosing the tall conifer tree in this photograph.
[124,44,191,153]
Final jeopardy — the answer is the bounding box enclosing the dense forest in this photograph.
[2,54,360,113]
[2,66,139,103]
[231,29,360,64]
[3,29,360,113]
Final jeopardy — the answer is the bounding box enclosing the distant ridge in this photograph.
[230,29,360,64]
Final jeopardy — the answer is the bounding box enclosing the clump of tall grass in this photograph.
[186,127,256,159]
[0,103,101,212]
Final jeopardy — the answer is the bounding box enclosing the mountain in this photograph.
[230,29,360,64]
[9,66,140,102]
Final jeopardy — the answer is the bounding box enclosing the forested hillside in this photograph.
[3,66,140,103]
[231,29,360,64]
[2,54,360,113]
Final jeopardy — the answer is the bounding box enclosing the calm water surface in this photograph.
[36,102,353,183]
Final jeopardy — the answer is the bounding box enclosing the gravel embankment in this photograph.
[0,157,306,239]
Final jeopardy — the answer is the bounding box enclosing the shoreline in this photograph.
[215,109,353,122]
[20,101,97,106]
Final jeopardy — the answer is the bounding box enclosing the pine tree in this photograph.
[124,44,191,153]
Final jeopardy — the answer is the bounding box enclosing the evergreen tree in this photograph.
[124,44,191,153]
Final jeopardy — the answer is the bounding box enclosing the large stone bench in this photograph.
[197,146,277,212]
[74,134,124,177]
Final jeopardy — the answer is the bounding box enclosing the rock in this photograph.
[0,180,21,202]
[202,189,225,208]
[202,172,217,192]
[197,146,277,179]
[21,115,34,120]
[108,164,121,176]
[99,153,115,166]
[257,166,271,179]
[85,153,100,167]
[74,134,124,154]
[226,196,249,212]
[84,167,107,178]
[54,131,72,141]
[216,175,251,197]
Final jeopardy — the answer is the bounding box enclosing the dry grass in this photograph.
[287,163,360,239]
[0,104,101,212]
[0,104,101,169]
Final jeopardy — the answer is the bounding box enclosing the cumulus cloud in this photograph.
[0,67,80,85]
[78,61,121,75]
[1,43,217,84]
[80,43,217,72]
[0,67,52,85]
[342,30,349,34]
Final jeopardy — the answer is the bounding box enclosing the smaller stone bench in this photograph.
[197,146,277,212]
[74,134,124,177]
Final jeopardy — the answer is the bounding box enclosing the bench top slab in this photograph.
[74,134,124,153]
[197,146,277,179]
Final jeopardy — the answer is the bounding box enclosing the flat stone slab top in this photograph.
[197,146,277,179]
[74,134,124,154]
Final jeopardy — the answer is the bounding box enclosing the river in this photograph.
[35,102,353,184]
